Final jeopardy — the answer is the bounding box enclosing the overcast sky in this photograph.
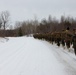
[0,0,76,24]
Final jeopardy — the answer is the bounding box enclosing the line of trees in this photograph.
[0,11,76,37]
[14,15,76,36]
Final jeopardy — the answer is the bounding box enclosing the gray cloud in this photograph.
[0,0,76,24]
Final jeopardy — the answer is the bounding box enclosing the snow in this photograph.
[0,37,9,43]
[0,37,76,75]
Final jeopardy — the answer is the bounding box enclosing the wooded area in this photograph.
[0,11,76,37]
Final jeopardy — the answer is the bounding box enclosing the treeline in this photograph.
[0,13,76,36]
[14,15,76,36]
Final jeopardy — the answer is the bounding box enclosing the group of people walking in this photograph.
[52,28,76,55]
[33,28,76,55]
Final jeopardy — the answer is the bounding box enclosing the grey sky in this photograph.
[0,0,76,24]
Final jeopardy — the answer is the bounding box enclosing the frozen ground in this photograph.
[0,36,76,75]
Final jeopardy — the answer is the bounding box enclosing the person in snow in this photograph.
[72,29,76,55]
[64,27,72,49]
[56,32,61,46]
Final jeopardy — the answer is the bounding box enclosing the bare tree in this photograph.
[0,11,10,30]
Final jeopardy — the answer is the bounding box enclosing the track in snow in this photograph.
[0,37,76,75]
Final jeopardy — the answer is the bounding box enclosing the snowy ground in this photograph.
[0,36,76,75]
[0,37,9,43]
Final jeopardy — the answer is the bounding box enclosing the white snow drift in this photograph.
[0,37,76,75]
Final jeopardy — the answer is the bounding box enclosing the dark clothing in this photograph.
[72,35,76,55]
[72,35,76,47]
[66,40,70,48]
[61,39,65,47]
[57,38,61,46]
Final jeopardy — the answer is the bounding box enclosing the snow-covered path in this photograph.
[43,41,76,75]
[0,37,76,75]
